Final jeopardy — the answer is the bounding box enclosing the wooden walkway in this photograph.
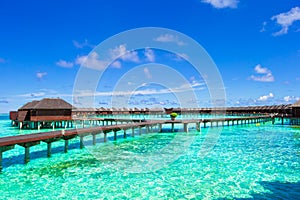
[0,115,273,171]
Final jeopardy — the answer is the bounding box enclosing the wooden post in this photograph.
[0,152,2,172]
[196,122,200,132]
[0,145,15,172]
[159,124,162,132]
[64,140,69,153]
[114,130,117,140]
[18,142,40,164]
[24,146,30,163]
[124,130,127,139]
[80,135,84,149]
[132,127,135,137]
[92,134,96,145]
[47,142,52,157]
[139,127,142,135]
[171,123,174,132]
[104,132,107,142]
[183,123,188,133]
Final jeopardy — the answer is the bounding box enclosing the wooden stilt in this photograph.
[18,142,40,163]
[80,135,84,149]
[159,124,162,132]
[0,152,2,172]
[47,143,52,157]
[183,123,188,133]
[123,130,127,139]
[114,130,117,140]
[0,145,15,172]
[64,140,69,153]
[92,134,96,145]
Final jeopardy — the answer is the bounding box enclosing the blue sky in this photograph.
[0,0,300,112]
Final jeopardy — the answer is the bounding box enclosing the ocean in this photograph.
[0,114,299,199]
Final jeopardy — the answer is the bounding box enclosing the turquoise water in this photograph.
[0,114,300,199]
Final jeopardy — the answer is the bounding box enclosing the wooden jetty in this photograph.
[0,115,275,172]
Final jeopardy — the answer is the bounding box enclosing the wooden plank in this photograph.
[30,116,72,121]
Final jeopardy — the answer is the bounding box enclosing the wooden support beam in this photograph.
[196,122,200,132]
[18,142,40,163]
[131,127,135,137]
[183,123,188,133]
[64,140,69,153]
[47,143,52,157]
[159,124,162,132]
[104,132,107,142]
[114,130,117,140]
[80,135,84,149]
[0,145,15,172]
[92,134,96,145]
[123,130,127,139]
[44,138,63,157]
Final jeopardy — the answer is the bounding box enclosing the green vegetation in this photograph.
[170,112,178,119]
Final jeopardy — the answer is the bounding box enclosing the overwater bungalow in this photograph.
[10,98,73,129]
[291,100,300,117]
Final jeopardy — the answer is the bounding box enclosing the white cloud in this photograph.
[249,64,275,82]
[73,39,95,49]
[154,34,186,46]
[75,44,141,70]
[36,72,47,79]
[271,7,300,36]
[75,52,109,70]
[19,92,46,98]
[284,96,299,102]
[201,0,239,9]
[56,60,74,68]
[250,73,274,82]
[254,64,270,74]
[145,48,155,62]
[110,44,139,63]
[258,93,274,101]
[172,53,189,62]
[143,67,152,79]
[111,61,121,68]
[68,81,206,99]
[260,21,267,32]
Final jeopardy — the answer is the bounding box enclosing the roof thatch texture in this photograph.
[292,100,300,107]
[19,98,73,110]
[19,100,40,110]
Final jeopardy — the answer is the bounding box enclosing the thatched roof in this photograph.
[19,100,40,110]
[19,98,73,110]
[291,100,300,107]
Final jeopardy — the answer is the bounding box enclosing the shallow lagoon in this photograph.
[0,115,299,199]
